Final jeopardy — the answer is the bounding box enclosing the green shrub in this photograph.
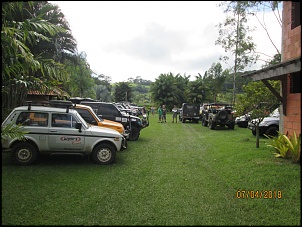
[283,131,301,163]
[265,132,290,158]
[265,131,301,163]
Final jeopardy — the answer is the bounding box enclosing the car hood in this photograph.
[100,121,124,133]
[251,116,279,124]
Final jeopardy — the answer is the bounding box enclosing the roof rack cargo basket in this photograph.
[25,101,49,110]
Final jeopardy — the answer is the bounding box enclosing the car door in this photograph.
[48,113,85,152]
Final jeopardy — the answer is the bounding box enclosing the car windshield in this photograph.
[270,108,280,117]
[88,108,103,122]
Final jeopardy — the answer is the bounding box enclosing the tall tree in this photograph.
[206,62,227,103]
[63,52,95,98]
[215,1,258,105]
[232,1,282,62]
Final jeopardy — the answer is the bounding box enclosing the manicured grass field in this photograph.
[2,113,301,225]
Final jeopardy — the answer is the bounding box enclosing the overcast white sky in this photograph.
[49,1,282,83]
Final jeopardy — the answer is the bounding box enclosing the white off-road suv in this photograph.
[1,103,126,165]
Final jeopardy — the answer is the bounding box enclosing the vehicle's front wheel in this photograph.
[11,142,38,165]
[252,129,256,136]
[91,143,116,165]
[265,126,278,137]
[128,126,140,141]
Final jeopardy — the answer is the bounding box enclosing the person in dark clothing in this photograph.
[161,105,167,123]
[158,106,162,123]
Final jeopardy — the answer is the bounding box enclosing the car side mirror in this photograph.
[75,122,82,132]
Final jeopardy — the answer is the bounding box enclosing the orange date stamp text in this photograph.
[236,189,282,199]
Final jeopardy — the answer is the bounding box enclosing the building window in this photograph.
[290,72,301,93]
[291,2,300,29]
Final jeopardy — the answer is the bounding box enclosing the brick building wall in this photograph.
[282,1,301,137]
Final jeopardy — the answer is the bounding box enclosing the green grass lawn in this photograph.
[2,113,301,225]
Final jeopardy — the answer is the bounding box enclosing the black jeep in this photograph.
[179,103,200,123]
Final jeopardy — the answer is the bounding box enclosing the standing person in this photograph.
[161,104,167,123]
[172,105,178,123]
[151,106,155,117]
[157,105,162,123]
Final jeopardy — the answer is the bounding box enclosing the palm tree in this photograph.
[2,1,77,120]
[150,72,184,109]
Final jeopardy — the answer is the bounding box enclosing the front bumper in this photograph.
[121,136,127,150]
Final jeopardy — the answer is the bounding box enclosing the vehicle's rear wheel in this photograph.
[91,143,116,165]
[228,122,235,129]
[128,126,140,141]
[11,142,38,165]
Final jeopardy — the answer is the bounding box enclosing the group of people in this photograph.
[157,105,178,123]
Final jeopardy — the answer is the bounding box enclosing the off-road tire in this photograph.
[217,110,228,122]
[228,122,235,129]
[91,143,116,165]
[11,142,38,165]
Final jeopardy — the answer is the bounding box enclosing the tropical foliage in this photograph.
[1,123,28,143]
[266,131,301,163]
[114,82,133,102]
[235,80,280,148]
[2,1,77,121]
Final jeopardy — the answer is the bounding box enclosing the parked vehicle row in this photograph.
[2,99,280,165]
[1,98,151,166]
[69,97,149,141]
[197,102,279,136]
[2,102,126,165]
